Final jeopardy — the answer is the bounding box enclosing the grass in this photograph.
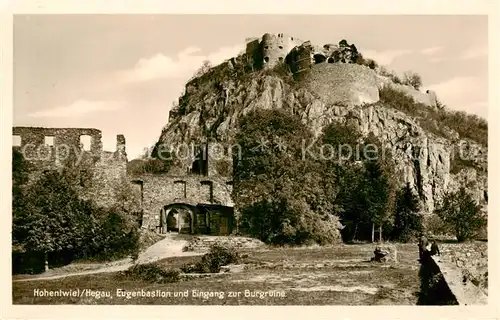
[12,243,422,305]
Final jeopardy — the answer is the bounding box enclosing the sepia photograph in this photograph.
[2,3,496,317]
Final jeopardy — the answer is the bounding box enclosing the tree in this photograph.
[17,170,94,268]
[434,188,486,242]
[191,60,212,80]
[392,182,423,242]
[12,149,33,248]
[233,109,341,245]
[338,132,397,242]
[403,71,423,90]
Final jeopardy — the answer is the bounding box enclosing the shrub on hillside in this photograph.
[263,61,295,85]
[402,71,423,90]
[181,245,239,273]
[379,67,403,84]
[355,53,378,70]
[378,86,487,146]
[434,188,486,242]
[122,263,181,283]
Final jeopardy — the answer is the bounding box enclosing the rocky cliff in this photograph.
[154,58,487,215]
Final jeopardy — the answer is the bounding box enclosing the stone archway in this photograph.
[161,203,196,234]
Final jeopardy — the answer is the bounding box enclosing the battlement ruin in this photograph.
[180,33,438,110]
[13,127,128,208]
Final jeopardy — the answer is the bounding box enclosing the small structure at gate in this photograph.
[158,201,235,235]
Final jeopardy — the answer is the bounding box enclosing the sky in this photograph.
[13,15,488,159]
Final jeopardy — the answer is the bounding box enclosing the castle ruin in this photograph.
[12,126,235,236]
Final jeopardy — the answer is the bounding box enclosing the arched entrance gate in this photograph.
[159,203,197,234]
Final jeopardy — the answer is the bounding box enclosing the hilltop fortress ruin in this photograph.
[180,32,438,112]
[13,33,486,238]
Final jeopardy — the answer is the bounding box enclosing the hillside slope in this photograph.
[154,59,487,214]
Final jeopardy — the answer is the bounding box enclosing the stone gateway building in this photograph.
[133,174,235,235]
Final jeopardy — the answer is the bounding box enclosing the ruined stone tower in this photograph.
[261,33,303,69]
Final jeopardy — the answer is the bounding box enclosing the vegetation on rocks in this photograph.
[378,86,487,146]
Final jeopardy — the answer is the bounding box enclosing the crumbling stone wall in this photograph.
[438,242,488,293]
[260,33,303,69]
[13,127,102,168]
[376,75,438,107]
[136,173,233,229]
[12,127,128,209]
[418,241,488,305]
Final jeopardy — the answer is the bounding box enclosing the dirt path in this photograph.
[13,234,203,283]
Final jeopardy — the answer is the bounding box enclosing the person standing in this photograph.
[418,234,429,261]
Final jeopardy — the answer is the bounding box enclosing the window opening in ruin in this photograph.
[328,57,334,63]
[80,135,91,151]
[264,46,269,50]
[278,57,283,62]
[264,57,269,63]
[278,46,283,49]
[174,180,187,198]
[200,181,214,203]
[313,54,326,64]
[12,135,21,147]
[44,136,54,146]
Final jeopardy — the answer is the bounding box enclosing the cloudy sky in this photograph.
[13,15,488,159]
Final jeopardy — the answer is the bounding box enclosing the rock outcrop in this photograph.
[155,55,487,215]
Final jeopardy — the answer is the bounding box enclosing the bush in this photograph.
[181,245,239,273]
[379,67,403,84]
[434,188,486,242]
[425,214,451,238]
[402,71,423,90]
[263,61,295,85]
[379,86,487,146]
[366,59,378,70]
[12,165,141,271]
[87,207,140,261]
[122,263,181,283]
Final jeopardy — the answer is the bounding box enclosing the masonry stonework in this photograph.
[135,173,234,234]
[13,127,128,209]
[240,33,439,107]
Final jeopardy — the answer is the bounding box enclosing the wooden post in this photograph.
[371,223,375,243]
[379,225,382,243]
[44,252,49,272]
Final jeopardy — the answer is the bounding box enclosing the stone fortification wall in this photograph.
[12,127,128,209]
[376,75,438,107]
[136,173,233,229]
[299,63,380,106]
[438,242,488,293]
